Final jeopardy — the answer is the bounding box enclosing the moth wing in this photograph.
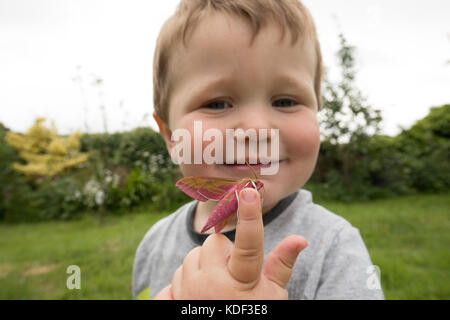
[201,190,238,233]
[214,215,234,233]
[175,176,239,202]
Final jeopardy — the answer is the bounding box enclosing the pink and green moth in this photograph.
[175,161,265,233]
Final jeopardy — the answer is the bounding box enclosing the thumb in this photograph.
[263,235,308,289]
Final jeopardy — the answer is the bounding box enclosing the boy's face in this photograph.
[155,12,320,213]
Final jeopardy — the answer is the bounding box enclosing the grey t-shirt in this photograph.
[132,188,384,300]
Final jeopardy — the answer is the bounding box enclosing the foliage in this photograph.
[1,174,85,222]
[100,154,189,212]
[0,121,188,222]
[80,127,167,169]
[313,32,449,201]
[315,33,384,199]
[5,118,89,179]
[311,104,449,201]
[320,33,382,144]
[77,127,189,214]
[395,104,450,192]
[0,123,22,220]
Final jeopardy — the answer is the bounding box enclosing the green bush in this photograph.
[1,124,184,222]
[71,152,188,214]
[0,123,35,221]
[0,124,15,219]
[1,175,85,222]
[396,104,450,192]
[311,104,449,201]
[31,176,85,220]
[80,127,168,169]
[106,168,156,209]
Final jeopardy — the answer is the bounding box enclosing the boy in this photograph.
[133,0,384,299]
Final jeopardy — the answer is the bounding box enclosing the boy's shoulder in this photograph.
[281,189,384,299]
[269,188,355,240]
[136,200,195,251]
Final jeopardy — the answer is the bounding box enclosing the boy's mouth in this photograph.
[223,159,283,171]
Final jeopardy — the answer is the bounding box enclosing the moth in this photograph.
[175,161,265,233]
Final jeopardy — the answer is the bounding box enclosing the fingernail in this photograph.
[242,188,256,203]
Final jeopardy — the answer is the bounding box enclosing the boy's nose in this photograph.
[232,105,276,140]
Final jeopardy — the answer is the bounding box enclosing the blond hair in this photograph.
[153,0,323,125]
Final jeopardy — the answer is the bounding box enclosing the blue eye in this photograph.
[203,100,231,110]
[272,98,297,107]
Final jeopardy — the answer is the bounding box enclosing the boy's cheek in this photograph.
[284,121,320,158]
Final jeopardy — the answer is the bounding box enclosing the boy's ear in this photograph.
[153,112,174,154]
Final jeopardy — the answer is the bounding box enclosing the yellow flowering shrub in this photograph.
[5,118,89,177]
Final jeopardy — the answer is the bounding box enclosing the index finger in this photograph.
[227,187,264,286]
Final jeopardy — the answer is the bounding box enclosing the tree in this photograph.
[320,32,382,144]
[5,118,89,180]
[317,32,383,193]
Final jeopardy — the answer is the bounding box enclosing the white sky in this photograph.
[0,0,449,136]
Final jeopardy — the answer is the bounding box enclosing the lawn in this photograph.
[0,193,449,299]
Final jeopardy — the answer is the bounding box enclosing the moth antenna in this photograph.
[245,160,258,181]
[235,189,239,222]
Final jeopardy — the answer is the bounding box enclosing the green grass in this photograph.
[0,193,449,299]
[0,207,168,299]
[321,193,450,299]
